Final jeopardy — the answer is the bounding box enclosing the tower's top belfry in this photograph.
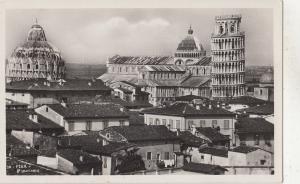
[213,14,243,37]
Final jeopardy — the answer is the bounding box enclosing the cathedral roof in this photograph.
[176,26,205,51]
[108,55,174,65]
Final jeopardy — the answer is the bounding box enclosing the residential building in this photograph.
[99,125,181,171]
[6,78,112,108]
[6,110,65,135]
[35,103,130,132]
[6,98,28,110]
[253,69,274,102]
[227,146,273,174]
[194,127,230,147]
[194,147,228,166]
[235,118,274,152]
[142,102,236,145]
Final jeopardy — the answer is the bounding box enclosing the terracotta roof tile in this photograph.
[196,127,230,142]
[230,146,259,154]
[57,149,101,166]
[235,118,274,134]
[198,147,228,157]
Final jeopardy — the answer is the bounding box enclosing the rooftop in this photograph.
[196,127,230,142]
[6,110,64,132]
[182,162,227,174]
[141,102,235,117]
[177,131,208,147]
[214,96,269,107]
[180,76,211,87]
[176,26,205,51]
[58,133,103,149]
[230,146,260,154]
[191,56,212,66]
[174,95,210,103]
[108,55,174,65]
[144,65,186,72]
[237,103,274,115]
[235,118,274,134]
[83,142,137,156]
[6,78,111,92]
[198,147,228,157]
[46,103,129,119]
[6,98,28,107]
[100,125,179,142]
[57,149,101,166]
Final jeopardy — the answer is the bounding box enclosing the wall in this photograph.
[65,118,129,132]
[6,92,33,108]
[11,130,34,146]
[228,151,247,166]
[37,156,58,169]
[102,156,112,175]
[254,87,269,101]
[225,166,274,175]
[33,133,57,152]
[35,105,65,127]
[57,154,76,174]
[236,133,274,153]
[144,114,185,131]
[246,149,273,166]
[188,147,229,166]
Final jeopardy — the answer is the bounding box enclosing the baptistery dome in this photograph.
[6,21,65,81]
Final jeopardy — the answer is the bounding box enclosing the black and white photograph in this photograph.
[1,0,283,182]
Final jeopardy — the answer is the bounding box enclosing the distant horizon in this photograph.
[6,9,273,66]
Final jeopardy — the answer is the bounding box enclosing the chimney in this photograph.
[176,129,180,136]
[47,81,51,87]
[208,104,212,109]
[120,107,124,112]
[88,82,92,87]
[191,125,196,135]
[196,105,200,110]
[61,100,67,108]
[79,155,83,162]
[43,81,47,86]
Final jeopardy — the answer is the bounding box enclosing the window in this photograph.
[147,152,152,160]
[68,121,74,131]
[264,135,271,145]
[212,120,218,128]
[36,65,39,69]
[169,119,174,129]
[176,120,180,130]
[156,153,160,160]
[27,64,30,69]
[200,120,206,127]
[154,119,160,125]
[12,93,15,96]
[260,89,263,95]
[86,121,92,131]
[260,160,266,165]
[46,107,48,112]
[164,152,170,160]
[34,145,39,150]
[224,120,229,130]
[119,120,125,126]
[255,134,260,145]
[103,157,107,168]
[201,155,204,160]
[188,120,194,129]
[230,24,235,33]
[103,121,109,129]
[149,118,153,125]
[22,93,25,96]
[162,119,166,126]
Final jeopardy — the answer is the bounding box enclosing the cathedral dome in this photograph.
[176,26,205,51]
[6,21,65,81]
[260,69,274,84]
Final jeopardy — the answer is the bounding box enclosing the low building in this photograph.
[6,110,65,135]
[110,81,149,105]
[6,134,39,163]
[6,78,112,108]
[99,125,181,171]
[253,69,274,102]
[56,149,102,175]
[35,103,130,132]
[235,118,274,153]
[195,147,228,166]
[227,146,273,175]
[142,102,236,145]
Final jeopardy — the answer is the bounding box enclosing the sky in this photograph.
[5,9,273,66]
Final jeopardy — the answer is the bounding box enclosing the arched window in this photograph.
[36,65,39,70]
[27,64,30,69]
[230,24,235,33]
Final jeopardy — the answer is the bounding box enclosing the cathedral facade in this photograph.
[99,14,246,106]
[6,21,65,82]
[99,15,246,106]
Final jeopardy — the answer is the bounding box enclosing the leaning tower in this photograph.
[211,15,245,99]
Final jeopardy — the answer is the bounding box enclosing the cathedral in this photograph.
[6,20,66,82]
[99,14,246,106]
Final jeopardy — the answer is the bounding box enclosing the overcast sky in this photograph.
[6,9,273,66]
